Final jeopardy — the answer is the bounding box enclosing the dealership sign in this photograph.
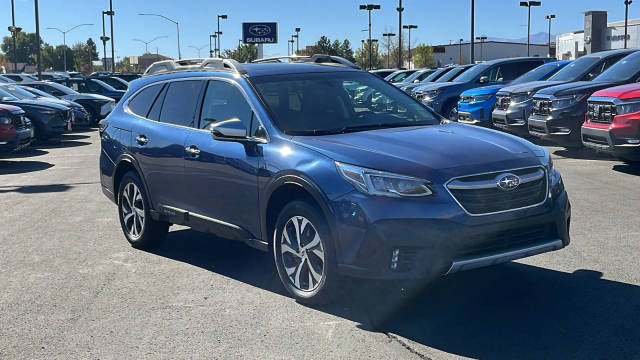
[607,34,631,42]
[242,22,278,44]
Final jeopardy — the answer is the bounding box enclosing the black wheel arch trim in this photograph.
[112,153,155,210]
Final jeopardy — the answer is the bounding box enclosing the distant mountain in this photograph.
[487,32,554,44]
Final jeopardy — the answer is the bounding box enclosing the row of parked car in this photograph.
[0,71,140,155]
[372,48,640,163]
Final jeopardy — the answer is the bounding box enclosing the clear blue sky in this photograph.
[4,0,631,60]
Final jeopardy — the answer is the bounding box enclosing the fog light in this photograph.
[390,248,400,270]
[627,139,640,144]
[556,127,570,133]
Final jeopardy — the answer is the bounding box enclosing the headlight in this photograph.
[471,94,493,102]
[535,147,553,171]
[0,117,12,125]
[511,92,533,104]
[616,101,640,115]
[422,89,443,100]
[336,162,433,197]
[552,94,587,109]
[35,107,57,115]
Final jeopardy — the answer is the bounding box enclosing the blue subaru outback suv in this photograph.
[99,57,570,304]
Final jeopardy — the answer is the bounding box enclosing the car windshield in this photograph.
[43,82,78,95]
[547,56,599,81]
[0,87,19,101]
[512,63,564,85]
[423,68,448,82]
[91,79,117,91]
[436,66,470,82]
[402,70,430,83]
[1,85,38,100]
[251,71,440,135]
[594,52,640,82]
[100,77,128,90]
[20,86,56,98]
[453,63,491,82]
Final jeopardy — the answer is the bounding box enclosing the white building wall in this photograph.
[431,42,549,66]
[556,21,640,59]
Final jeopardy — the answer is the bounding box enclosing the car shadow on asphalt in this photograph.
[612,163,640,176]
[147,229,640,359]
[0,160,54,175]
[34,139,92,149]
[1,148,49,159]
[0,183,72,194]
[551,148,614,161]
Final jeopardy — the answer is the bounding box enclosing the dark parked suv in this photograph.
[100,58,570,303]
[0,104,32,153]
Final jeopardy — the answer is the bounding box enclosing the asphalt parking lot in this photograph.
[1,128,639,359]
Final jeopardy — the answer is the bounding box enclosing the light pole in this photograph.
[288,39,294,56]
[397,0,404,68]
[108,0,115,73]
[209,34,217,57]
[402,25,417,69]
[359,4,381,70]
[471,0,475,63]
[625,1,633,49]
[545,14,556,56]
[139,13,181,59]
[9,0,22,73]
[382,32,395,68]
[459,38,464,64]
[475,36,487,61]
[189,45,207,58]
[520,1,541,56]
[292,34,299,55]
[295,27,301,54]
[368,39,379,69]
[34,0,42,80]
[217,14,228,57]
[134,36,167,54]
[47,23,93,72]
[100,11,111,70]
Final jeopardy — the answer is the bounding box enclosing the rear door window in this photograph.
[499,61,544,81]
[158,80,204,127]
[128,84,164,118]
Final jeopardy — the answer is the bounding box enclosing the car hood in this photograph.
[62,93,114,102]
[292,123,544,183]
[413,82,461,93]
[461,84,503,96]
[34,96,80,108]
[536,80,620,97]
[591,83,640,100]
[497,80,565,95]
[1,98,68,111]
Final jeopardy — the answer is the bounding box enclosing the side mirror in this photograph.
[478,75,489,84]
[211,119,248,141]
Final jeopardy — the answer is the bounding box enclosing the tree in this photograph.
[0,32,42,66]
[355,41,383,70]
[301,36,355,62]
[339,40,355,62]
[413,44,435,68]
[222,44,258,63]
[72,38,100,74]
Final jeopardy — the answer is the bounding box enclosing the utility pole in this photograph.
[545,14,556,57]
[470,0,475,63]
[520,1,541,56]
[9,0,22,74]
[292,34,299,55]
[382,32,396,68]
[402,25,417,69]
[459,38,463,64]
[625,0,633,49]
[397,0,403,68]
[217,14,227,57]
[475,36,487,61]
[100,12,110,70]
[34,0,42,80]
[359,4,381,70]
[109,0,115,72]
[295,28,301,54]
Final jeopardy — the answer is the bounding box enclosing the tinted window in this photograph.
[158,80,203,127]
[34,84,69,96]
[500,61,543,81]
[424,68,450,82]
[512,62,564,84]
[251,72,439,135]
[547,56,600,81]
[87,80,105,92]
[128,84,163,118]
[147,84,167,121]
[200,80,253,133]
[453,64,491,82]
[5,75,21,81]
[594,52,640,82]
[437,66,471,82]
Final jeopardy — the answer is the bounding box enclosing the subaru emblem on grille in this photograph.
[496,173,520,191]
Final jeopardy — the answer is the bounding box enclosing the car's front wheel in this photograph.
[273,200,337,304]
[117,171,168,249]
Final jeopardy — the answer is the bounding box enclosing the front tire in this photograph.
[117,171,168,249]
[273,201,338,305]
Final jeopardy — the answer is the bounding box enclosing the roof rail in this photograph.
[142,57,246,76]
[251,54,359,69]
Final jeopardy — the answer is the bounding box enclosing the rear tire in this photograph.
[273,200,338,305]
[117,171,168,249]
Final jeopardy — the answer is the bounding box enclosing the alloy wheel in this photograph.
[121,182,145,240]
[280,216,325,292]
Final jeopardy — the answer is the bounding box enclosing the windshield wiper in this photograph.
[338,122,432,133]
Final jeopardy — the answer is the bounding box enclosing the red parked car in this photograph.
[0,104,33,154]
[582,83,640,163]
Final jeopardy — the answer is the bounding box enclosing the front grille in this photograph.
[457,223,556,259]
[532,98,553,116]
[587,101,616,124]
[13,115,26,130]
[447,167,547,215]
[495,95,511,110]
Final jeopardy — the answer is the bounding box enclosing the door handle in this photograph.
[185,145,201,158]
[136,135,148,145]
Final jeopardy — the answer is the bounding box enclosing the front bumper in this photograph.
[528,114,583,145]
[582,124,640,161]
[0,126,33,153]
[331,181,570,281]
[492,101,532,136]
[457,100,494,125]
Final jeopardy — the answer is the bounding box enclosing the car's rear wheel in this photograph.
[118,171,168,249]
[273,200,337,305]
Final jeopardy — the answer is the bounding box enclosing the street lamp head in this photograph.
[218,14,228,19]
[530,1,541,6]
[295,27,301,32]
[519,1,529,6]
[359,4,380,10]
[546,14,556,19]
[104,10,115,16]
[210,34,217,38]
[625,0,633,5]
